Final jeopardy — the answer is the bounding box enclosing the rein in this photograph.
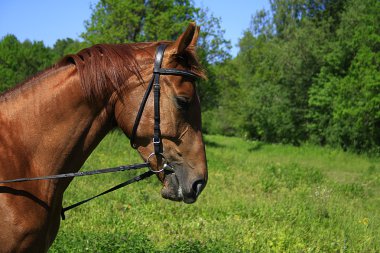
[0,44,199,220]
[0,160,156,220]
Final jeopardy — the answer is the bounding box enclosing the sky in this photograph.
[0,0,270,56]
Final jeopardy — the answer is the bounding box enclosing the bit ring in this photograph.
[146,153,167,173]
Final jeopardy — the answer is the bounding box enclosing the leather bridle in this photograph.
[129,44,199,171]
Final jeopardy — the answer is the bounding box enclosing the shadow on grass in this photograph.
[204,139,225,148]
[205,137,263,153]
[249,142,263,152]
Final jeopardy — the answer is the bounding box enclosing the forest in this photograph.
[1,0,379,154]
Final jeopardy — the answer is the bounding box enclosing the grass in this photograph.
[50,131,380,252]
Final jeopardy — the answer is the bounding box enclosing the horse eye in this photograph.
[175,96,191,111]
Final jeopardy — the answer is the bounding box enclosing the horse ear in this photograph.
[190,25,200,47]
[172,22,199,54]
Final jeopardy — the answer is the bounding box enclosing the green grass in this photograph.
[50,132,380,252]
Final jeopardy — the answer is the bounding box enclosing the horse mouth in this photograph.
[161,172,198,204]
[161,172,184,202]
[160,163,204,204]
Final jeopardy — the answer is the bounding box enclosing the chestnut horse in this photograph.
[0,23,207,252]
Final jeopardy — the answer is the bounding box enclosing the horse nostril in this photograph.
[192,180,206,197]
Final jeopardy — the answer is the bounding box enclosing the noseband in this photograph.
[129,44,199,170]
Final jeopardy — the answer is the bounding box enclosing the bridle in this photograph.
[0,43,200,219]
[129,43,199,172]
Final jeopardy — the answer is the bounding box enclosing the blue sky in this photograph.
[0,0,270,56]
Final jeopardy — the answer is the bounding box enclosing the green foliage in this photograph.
[0,35,54,92]
[204,0,380,153]
[81,0,231,112]
[194,8,232,112]
[308,0,380,152]
[51,38,88,61]
[49,132,380,252]
[81,0,231,54]
[81,0,197,44]
[200,59,240,135]
[195,8,231,64]
[0,35,87,93]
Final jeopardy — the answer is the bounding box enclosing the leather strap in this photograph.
[155,68,199,79]
[60,170,154,220]
[130,44,199,153]
[0,162,150,184]
[130,77,154,148]
[152,45,166,154]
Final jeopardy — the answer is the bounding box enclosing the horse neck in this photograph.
[0,64,115,180]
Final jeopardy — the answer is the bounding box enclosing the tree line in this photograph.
[207,0,379,154]
[0,0,379,153]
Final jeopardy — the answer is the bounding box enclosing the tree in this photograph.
[81,0,199,44]
[208,0,380,153]
[0,35,54,92]
[81,0,231,113]
[309,0,380,152]
[194,7,231,113]
[52,38,88,61]
[217,3,330,143]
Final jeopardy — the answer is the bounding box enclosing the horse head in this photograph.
[114,23,208,204]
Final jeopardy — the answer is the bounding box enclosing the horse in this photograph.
[0,23,208,252]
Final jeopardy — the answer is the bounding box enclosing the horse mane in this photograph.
[57,43,143,104]
[1,42,205,104]
[57,42,205,105]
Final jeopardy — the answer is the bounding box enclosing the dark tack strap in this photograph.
[0,162,150,184]
[152,44,166,154]
[129,76,154,148]
[61,170,154,220]
[155,68,200,79]
[130,44,167,152]
[130,44,199,150]
[153,44,166,73]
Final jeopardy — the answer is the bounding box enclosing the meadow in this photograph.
[50,131,380,252]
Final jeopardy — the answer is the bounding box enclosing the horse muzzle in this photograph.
[161,168,206,204]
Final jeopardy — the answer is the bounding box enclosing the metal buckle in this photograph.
[153,137,160,144]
